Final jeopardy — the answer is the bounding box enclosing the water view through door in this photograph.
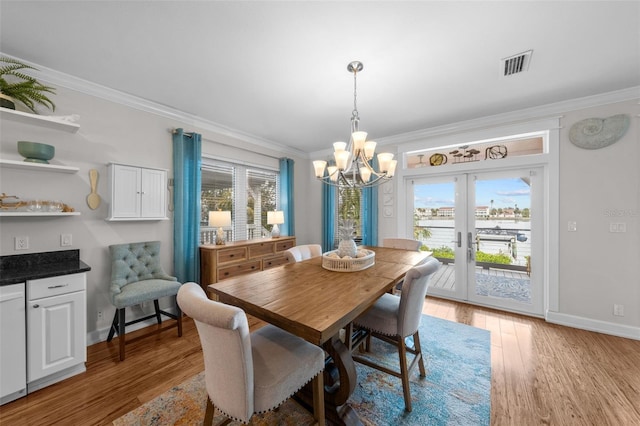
[411,168,543,315]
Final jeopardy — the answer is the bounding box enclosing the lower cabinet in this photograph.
[0,283,26,405]
[26,273,86,392]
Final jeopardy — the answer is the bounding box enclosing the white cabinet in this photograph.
[0,283,26,405]
[107,163,168,221]
[26,273,86,392]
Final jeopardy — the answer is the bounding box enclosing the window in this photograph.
[201,160,279,243]
[334,185,363,247]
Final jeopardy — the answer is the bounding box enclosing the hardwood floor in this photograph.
[1,298,639,425]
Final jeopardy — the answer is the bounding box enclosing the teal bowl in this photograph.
[17,141,55,164]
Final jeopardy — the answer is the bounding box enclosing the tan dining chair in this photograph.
[352,257,441,412]
[383,238,422,293]
[177,282,325,426]
[383,238,422,251]
[283,244,322,263]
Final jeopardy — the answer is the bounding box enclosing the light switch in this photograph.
[568,221,577,232]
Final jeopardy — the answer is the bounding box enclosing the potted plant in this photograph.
[0,56,55,113]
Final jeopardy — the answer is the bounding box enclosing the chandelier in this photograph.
[313,61,396,188]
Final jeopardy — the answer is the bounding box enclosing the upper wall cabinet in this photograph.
[106,163,168,221]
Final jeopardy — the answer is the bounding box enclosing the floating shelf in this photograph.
[0,212,81,217]
[0,108,80,133]
[0,159,79,174]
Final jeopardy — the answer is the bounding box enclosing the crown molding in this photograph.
[4,53,637,160]
[375,86,640,147]
[0,53,307,159]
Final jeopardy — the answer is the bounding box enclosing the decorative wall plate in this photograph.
[569,114,630,149]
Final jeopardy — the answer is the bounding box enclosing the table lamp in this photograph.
[267,211,284,238]
[209,211,231,245]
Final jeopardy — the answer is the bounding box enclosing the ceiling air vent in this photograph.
[501,50,533,76]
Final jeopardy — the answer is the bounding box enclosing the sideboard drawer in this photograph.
[275,239,295,252]
[217,247,247,264]
[200,236,296,288]
[263,255,288,269]
[248,242,275,258]
[218,260,261,281]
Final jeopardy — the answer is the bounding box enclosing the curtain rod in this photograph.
[170,128,282,160]
[170,128,194,137]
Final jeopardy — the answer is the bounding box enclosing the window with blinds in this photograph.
[201,160,279,242]
[334,184,363,248]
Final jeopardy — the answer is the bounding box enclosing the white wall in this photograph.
[556,100,638,333]
[0,84,314,344]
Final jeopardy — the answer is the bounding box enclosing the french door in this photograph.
[410,167,543,316]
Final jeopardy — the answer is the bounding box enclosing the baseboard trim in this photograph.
[86,306,179,346]
[546,311,640,341]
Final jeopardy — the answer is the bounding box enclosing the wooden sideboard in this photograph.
[200,236,296,289]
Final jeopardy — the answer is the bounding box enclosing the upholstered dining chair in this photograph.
[382,238,422,251]
[383,238,422,293]
[107,241,182,361]
[283,244,322,263]
[177,282,325,426]
[352,257,441,412]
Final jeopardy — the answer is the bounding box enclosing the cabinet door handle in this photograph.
[48,284,69,289]
[33,304,40,308]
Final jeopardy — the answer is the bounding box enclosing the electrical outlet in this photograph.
[15,236,29,250]
[613,304,624,316]
[97,311,104,320]
[568,221,577,232]
[61,233,73,247]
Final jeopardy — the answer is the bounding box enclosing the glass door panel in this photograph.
[412,176,466,300]
[467,169,542,315]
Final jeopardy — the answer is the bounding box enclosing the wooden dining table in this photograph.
[208,246,431,425]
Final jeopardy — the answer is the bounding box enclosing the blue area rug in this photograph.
[113,315,491,426]
[350,315,491,425]
[475,273,531,303]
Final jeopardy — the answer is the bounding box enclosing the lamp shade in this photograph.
[209,211,231,227]
[267,211,285,225]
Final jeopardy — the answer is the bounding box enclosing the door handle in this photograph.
[467,232,475,262]
[451,232,462,248]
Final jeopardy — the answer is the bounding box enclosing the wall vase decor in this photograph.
[569,114,630,149]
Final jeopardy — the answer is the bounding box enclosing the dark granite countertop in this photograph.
[0,249,91,286]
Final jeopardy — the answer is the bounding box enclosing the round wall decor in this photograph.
[568,114,630,149]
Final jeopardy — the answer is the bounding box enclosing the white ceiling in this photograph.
[1,1,638,155]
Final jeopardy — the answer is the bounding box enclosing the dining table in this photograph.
[208,245,431,426]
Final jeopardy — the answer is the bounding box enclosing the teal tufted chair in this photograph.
[107,241,183,361]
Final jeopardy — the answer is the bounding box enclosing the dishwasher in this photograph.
[0,282,27,405]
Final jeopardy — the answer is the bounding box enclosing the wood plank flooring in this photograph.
[1,298,639,425]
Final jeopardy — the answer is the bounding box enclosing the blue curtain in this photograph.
[279,158,295,236]
[361,184,378,246]
[322,184,336,252]
[172,129,202,283]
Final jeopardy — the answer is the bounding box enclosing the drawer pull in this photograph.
[48,284,69,289]
[230,254,234,258]
[33,304,40,308]
[224,272,229,276]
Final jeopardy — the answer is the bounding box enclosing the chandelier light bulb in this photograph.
[327,166,339,181]
[333,141,347,152]
[313,160,327,178]
[377,152,394,172]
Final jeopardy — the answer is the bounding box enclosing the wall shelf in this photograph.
[0,212,81,217]
[0,159,79,174]
[0,108,80,133]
